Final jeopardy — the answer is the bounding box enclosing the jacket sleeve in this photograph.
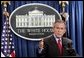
[37,39,49,57]
[63,37,77,56]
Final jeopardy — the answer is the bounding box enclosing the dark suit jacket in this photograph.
[37,34,76,57]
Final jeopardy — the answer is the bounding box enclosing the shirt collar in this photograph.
[53,34,62,43]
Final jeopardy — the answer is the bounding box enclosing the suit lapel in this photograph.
[49,35,59,56]
[51,36,65,56]
[62,38,67,56]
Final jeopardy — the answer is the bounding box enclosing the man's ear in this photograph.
[63,28,66,34]
[63,29,66,37]
[52,28,54,33]
[64,29,66,33]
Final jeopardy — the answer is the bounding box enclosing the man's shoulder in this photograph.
[62,37,72,43]
[44,34,54,41]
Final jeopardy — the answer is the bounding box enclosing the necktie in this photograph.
[58,39,62,56]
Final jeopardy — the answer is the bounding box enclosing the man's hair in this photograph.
[53,19,66,28]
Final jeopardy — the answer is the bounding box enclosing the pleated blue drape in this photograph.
[1,1,83,57]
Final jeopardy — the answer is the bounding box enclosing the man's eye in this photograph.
[61,28,63,29]
[56,27,59,29]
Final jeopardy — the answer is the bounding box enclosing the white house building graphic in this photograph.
[16,7,55,28]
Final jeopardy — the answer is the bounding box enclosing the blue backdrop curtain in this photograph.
[1,1,83,57]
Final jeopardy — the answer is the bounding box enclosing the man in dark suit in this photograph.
[38,20,76,57]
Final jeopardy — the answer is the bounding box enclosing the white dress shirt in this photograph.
[53,34,62,45]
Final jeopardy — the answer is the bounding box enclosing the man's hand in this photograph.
[39,38,44,49]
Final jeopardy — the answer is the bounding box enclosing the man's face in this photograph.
[53,22,66,38]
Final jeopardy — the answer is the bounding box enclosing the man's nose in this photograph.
[58,29,62,32]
